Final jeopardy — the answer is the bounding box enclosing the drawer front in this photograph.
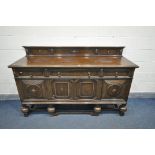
[13,68,44,77]
[49,68,98,77]
[101,68,134,77]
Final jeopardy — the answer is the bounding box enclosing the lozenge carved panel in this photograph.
[16,79,48,100]
[102,79,132,100]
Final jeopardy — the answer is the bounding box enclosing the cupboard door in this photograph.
[102,79,132,100]
[51,79,73,99]
[75,79,102,99]
[16,79,48,100]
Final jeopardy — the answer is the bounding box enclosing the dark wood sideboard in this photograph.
[9,46,138,116]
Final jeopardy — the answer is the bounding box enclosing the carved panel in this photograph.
[76,79,99,99]
[102,79,132,100]
[16,80,48,100]
[107,84,121,97]
[80,82,94,97]
[51,80,73,99]
[54,82,69,97]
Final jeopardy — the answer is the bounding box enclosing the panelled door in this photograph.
[50,79,73,99]
[49,78,102,100]
[75,79,102,100]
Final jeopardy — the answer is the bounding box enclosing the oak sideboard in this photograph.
[9,46,138,116]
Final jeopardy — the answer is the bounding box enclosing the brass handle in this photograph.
[95,49,98,55]
[99,69,104,77]
[88,72,91,78]
[44,69,49,77]
[72,50,78,53]
[115,72,118,77]
[57,72,61,77]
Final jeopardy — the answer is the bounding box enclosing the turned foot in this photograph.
[47,106,56,116]
[93,105,102,116]
[119,105,127,116]
[21,106,30,117]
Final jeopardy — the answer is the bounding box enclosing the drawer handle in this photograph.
[99,69,104,77]
[72,50,78,53]
[95,49,98,55]
[115,72,118,77]
[44,69,49,77]
[19,72,23,75]
[88,72,91,78]
[57,72,61,77]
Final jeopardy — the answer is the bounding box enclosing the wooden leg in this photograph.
[21,105,30,117]
[47,105,56,116]
[119,105,127,116]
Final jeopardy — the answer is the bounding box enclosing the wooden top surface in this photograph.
[9,56,139,68]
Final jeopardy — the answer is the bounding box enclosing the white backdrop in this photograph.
[0,26,155,94]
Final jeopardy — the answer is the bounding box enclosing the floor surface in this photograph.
[0,98,155,129]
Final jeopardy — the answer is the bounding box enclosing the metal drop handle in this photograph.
[88,72,91,78]
[57,72,61,77]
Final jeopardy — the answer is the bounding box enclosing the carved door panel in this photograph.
[16,79,48,100]
[51,79,73,99]
[102,79,132,100]
[75,79,102,100]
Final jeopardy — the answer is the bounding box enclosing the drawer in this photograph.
[102,68,134,77]
[49,68,99,77]
[13,68,44,77]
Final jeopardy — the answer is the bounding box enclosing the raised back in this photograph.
[23,46,124,57]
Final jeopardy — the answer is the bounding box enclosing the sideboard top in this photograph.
[9,56,139,68]
[9,46,139,68]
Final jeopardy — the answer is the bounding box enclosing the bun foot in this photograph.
[93,105,101,115]
[119,105,127,116]
[21,106,30,117]
[47,106,55,116]
[94,105,102,113]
